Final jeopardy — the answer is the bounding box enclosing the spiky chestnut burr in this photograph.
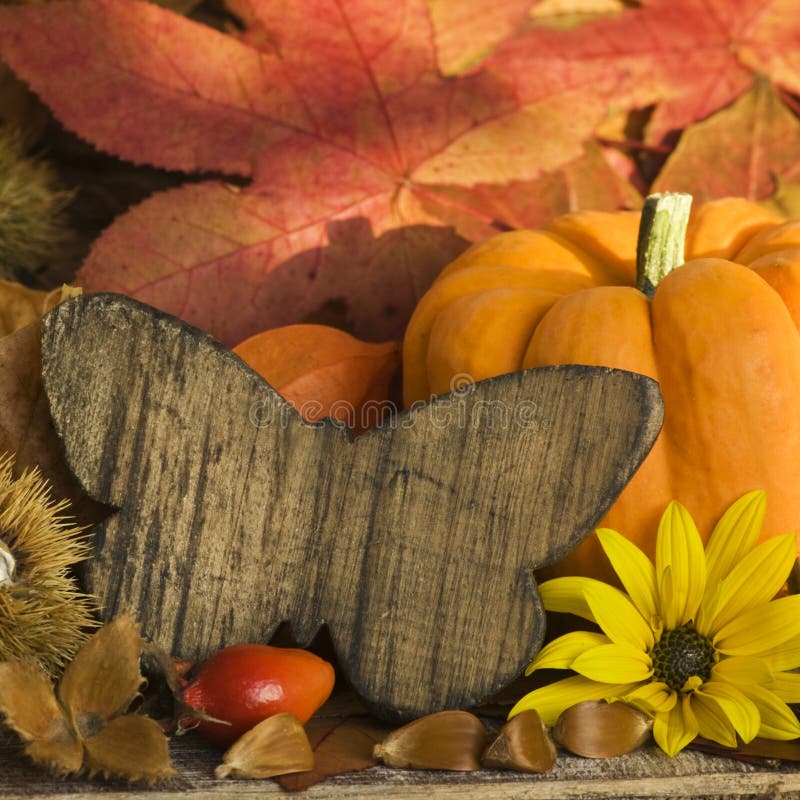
[0,124,73,283]
[0,453,97,674]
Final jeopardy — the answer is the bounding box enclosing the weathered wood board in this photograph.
[3,734,800,800]
[40,294,663,720]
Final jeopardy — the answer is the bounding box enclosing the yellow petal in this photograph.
[692,693,737,748]
[618,682,676,715]
[538,577,606,623]
[508,675,640,727]
[652,694,698,757]
[526,631,610,674]
[655,501,706,628]
[765,671,800,704]
[715,595,800,655]
[596,528,658,621]
[659,565,676,628]
[695,578,723,637]
[758,631,800,671]
[712,656,773,687]
[704,491,766,589]
[697,681,760,743]
[682,676,703,693]
[571,643,653,684]
[707,533,797,634]
[582,582,654,651]
[738,685,800,741]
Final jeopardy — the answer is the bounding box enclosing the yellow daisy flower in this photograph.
[510,491,800,756]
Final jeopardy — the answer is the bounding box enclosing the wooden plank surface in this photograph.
[40,294,663,721]
[3,733,800,799]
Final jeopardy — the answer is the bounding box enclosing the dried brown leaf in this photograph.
[0,282,81,338]
[83,714,175,783]
[0,319,103,523]
[691,735,800,763]
[216,712,314,780]
[58,614,144,728]
[277,711,393,792]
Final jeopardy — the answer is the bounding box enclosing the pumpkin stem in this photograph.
[635,192,693,298]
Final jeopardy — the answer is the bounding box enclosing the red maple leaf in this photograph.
[0,0,630,343]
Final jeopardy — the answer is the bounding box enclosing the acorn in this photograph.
[0,454,97,674]
[215,713,314,779]
[553,700,653,758]
[481,710,557,773]
[373,711,488,771]
[0,124,73,283]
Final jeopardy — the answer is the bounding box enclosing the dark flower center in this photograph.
[651,624,716,692]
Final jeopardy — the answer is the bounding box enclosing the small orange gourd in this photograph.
[403,194,800,582]
[234,324,399,435]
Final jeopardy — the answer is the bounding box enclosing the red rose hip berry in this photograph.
[181,643,335,746]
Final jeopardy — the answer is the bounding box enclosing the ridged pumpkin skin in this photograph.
[402,199,800,583]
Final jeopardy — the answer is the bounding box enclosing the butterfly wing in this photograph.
[327,366,663,718]
[41,294,339,655]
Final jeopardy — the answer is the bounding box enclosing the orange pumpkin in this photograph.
[403,195,800,582]
[234,324,399,435]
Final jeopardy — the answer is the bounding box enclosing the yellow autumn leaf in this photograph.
[0,280,81,338]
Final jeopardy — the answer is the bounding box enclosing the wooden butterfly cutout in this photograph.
[40,294,662,720]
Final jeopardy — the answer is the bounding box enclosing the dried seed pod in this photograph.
[553,701,653,758]
[0,616,175,782]
[481,710,556,773]
[215,712,314,779]
[373,710,487,771]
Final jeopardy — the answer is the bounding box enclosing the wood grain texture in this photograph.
[3,734,799,799]
[40,294,663,720]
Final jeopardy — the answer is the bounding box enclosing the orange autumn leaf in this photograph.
[233,325,399,435]
[487,0,800,146]
[426,0,533,75]
[652,80,800,202]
